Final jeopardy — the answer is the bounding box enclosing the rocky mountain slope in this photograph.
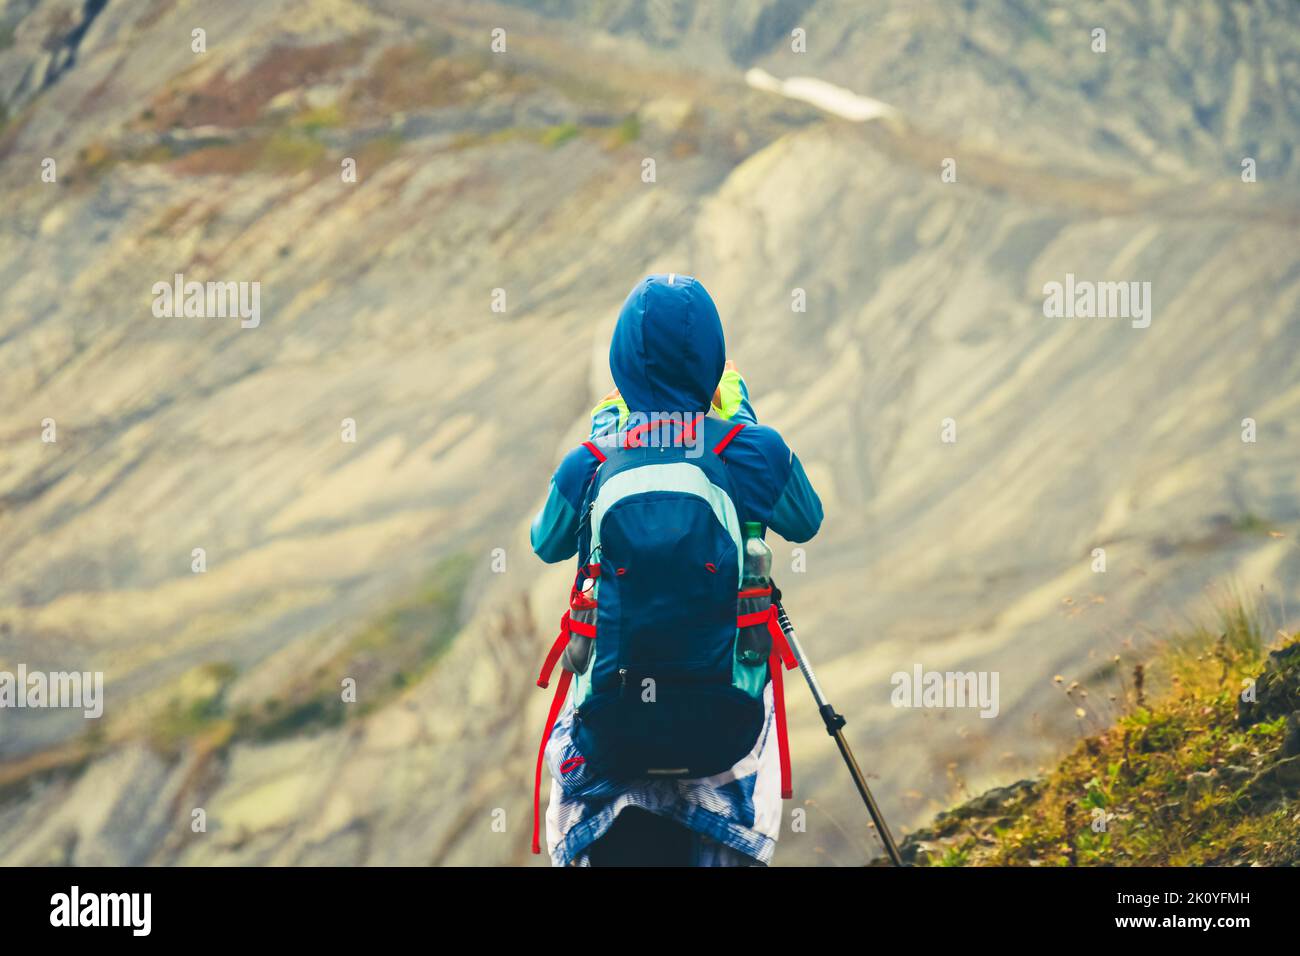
[0,0,1298,864]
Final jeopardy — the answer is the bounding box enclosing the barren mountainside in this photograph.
[0,0,1298,864]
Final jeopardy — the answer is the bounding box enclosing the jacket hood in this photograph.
[609,274,725,415]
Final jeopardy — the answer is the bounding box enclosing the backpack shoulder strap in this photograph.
[712,422,745,457]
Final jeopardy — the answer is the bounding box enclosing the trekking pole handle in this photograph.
[776,601,846,735]
[774,596,831,712]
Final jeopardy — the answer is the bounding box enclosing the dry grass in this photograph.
[909,596,1300,866]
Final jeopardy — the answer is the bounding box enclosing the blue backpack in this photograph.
[531,417,795,853]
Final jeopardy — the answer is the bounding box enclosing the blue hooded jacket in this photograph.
[531,274,823,561]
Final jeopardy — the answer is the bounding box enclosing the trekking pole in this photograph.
[771,590,905,867]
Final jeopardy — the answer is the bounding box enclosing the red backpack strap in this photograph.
[713,422,745,456]
[735,599,795,798]
[532,669,573,855]
[766,607,797,799]
[536,614,571,689]
[532,591,600,855]
[581,441,607,463]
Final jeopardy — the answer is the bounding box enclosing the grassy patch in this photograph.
[163,129,329,177]
[150,662,240,753]
[234,552,474,744]
[76,139,120,178]
[906,596,1300,866]
[142,37,368,131]
[104,552,476,761]
[353,132,406,173]
[258,128,328,172]
[540,122,580,148]
[290,103,345,134]
[1230,512,1273,535]
[609,113,641,147]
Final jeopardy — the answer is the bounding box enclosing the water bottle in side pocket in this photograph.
[736,521,772,665]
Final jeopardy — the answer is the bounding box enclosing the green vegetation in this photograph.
[150,662,240,753]
[609,113,641,147]
[481,114,643,154]
[258,128,328,172]
[67,128,332,181]
[146,552,474,755]
[235,552,474,743]
[76,139,120,178]
[906,598,1300,866]
[354,132,406,172]
[1230,512,1273,535]
[64,26,655,181]
[290,104,345,134]
[541,122,580,148]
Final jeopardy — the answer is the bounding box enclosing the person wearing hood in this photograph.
[530,274,823,866]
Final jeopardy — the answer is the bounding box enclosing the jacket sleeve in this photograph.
[768,452,823,543]
[530,480,581,563]
[530,444,601,563]
[724,423,824,544]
